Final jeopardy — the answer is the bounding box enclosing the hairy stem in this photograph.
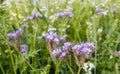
[66,61,74,74]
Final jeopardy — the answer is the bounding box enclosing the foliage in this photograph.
[0,0,120,74]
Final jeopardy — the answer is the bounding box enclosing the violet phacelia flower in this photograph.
[72,42,95,66]
[20,45,27,54]
[27,12,43,20]
[117,51,120,57]
[7,28,24,40]
[45,32,95,63]
[52,42,72,61]
[56,11,74,18]
[45,32,65,56]
[7,24,29,50]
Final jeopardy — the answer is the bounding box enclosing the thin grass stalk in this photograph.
[3,22,16,74]
[93,17,98,74]
[0,64,5,74]
[66,61,74,74]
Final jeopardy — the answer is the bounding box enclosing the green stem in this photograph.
[0,64,5,74]
[9,52,16,74]
[93,17,98,74]
[66,61,74,74]
[55,61,60,74]
[3,22,16,74]
[115,62,118,74]
[25,60,35,70]
[77,66,82,74]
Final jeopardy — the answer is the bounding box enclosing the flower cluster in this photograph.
[45,32,65,58]
[56,11,74,18]
[7,24,29,54]
[21,44,28,54]
[45,32,65,46]
[27,12,43,20]
[45,32,95,63]
[52,42,72,61]
[96,8,108,15]
[8,28,24,40]
[72,42,95,66]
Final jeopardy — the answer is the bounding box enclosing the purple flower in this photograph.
[35,13,43,18]
[7,32,17,40]
[118,51,120,57]
[21,45,27,53]
[8,28,24,41]
[59,52,66,61]
[59,37,65,42]
[56,11,74,18]
[27,16,34,20]
[45,32,55,42]
[52,42,72,61]
[56,12,64,18]
[72,44,81,50]
[72,42,95,66]
[45,32,61,44]
[27,12,43,20]
[15,28,24,37]
[84,42,95,52]
[96,8,105,15]
[64,42,72,50]
[64,11,74,18]
[53,38,60,45]
[72,42,95,59]
[52,47,62,59]
[52,47,69,61]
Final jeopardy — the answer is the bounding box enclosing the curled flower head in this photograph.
[96,8,109,16]
[27,12,43,20]
[45,32,61,58]
[52,47,62,59]
[52,42,72,61]
[53,37,60,45]
[59,36,65,42]
[74,42,95,58]
[15,28,24,37]
[72,42,95,66]
[64,11,74,18]
[96,8,104,15]
[21,45,27,54]
[45,32,57,42]
[7,32,17,40]
[64,42,72,50]
[27,16,34,20]
[56,12,65,18]
[52,46,70,61]
[59,52,67,61]
[8,28,24,40]
[32,12,43,18]
[56,11,74,18]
